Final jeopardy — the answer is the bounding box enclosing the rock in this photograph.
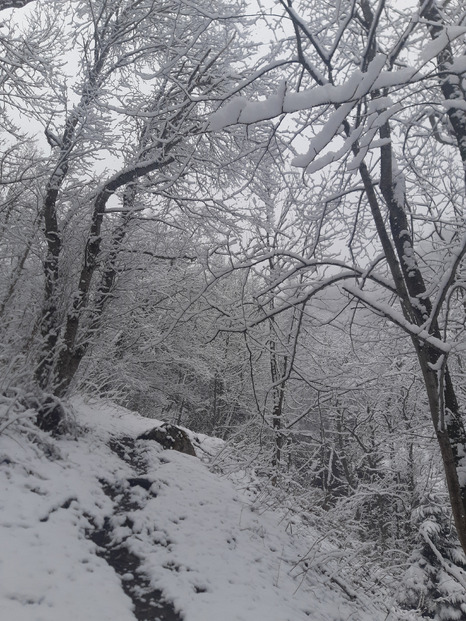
[138,423,196,457]
[127,477,154,491]
[35,396,66,434]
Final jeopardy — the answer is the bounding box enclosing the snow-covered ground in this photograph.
[0,396,410,620]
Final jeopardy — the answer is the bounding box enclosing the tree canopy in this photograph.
[3,1,466,616]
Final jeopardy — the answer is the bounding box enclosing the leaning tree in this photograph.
[0,0,249,421]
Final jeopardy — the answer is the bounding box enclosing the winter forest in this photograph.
[3,0,466,618]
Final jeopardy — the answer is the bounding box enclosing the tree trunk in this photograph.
[354,0,466,554]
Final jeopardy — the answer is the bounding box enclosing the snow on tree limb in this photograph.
[343,283,452,354]
[208,54,422,131]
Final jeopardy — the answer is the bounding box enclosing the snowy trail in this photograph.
[0,397,397,621]
[87,436,181,621]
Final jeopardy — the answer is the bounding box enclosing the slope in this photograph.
[0,396,407,620]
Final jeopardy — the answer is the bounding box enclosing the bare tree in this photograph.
[0,0,246,412]
[209,0,466,554]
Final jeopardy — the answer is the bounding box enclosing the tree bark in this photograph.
[35,11,115,391]
[0,0,36,11]
[53,157,173,396]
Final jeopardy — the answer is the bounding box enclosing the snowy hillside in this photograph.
[0,397,407,621]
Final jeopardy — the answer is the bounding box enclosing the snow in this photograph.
[0,396,399,620]
[342,283,452,354]
[447,55,466,75]
[442,100,466,113]
[419,27,466,64]
[208,55,421,132]
[0,423,135,620]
